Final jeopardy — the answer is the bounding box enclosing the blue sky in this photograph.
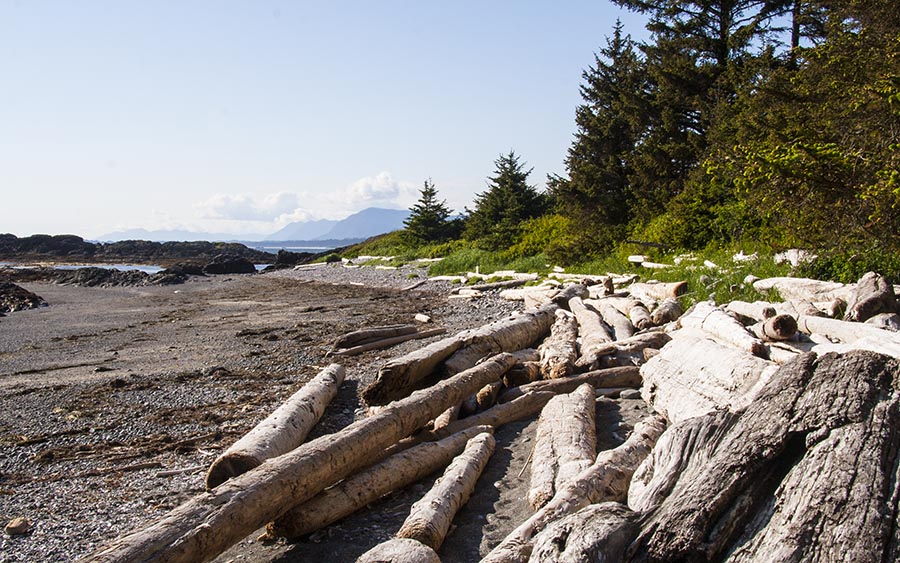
[1,1,648,238]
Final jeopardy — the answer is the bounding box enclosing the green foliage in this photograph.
[507,214,571,259]
[404,179,454,244]
[426,247,551,277]
[797,247,900,284]
[344,231,415,258]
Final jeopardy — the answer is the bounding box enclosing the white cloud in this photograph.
[342,171,418,209]
[197,191,301,221]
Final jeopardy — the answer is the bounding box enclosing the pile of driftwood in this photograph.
[81,271,900,563]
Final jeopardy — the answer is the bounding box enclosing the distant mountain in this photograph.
[264,219,338,241]
[315,207,410,240]
[96,228,266,243]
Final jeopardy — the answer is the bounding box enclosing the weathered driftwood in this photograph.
[528,384,596,509]
[356,538,441,563]
[867,312,900,332]
[499,366,641,404]
[797,313,900,345]
[538,309,579,379]
[499,285,558,307]
[650,297,682,326]
[627,300,653,330]
[504,361,543,387]
[481,415,667,563]
[749,313,798,342]
[450,278,527,294]
[396,432,496,550]
[678,301,767,357]
[844,271,897,322]
[205,364,345,489]
[268,425,491,539]
[551,284,589,309]
[628,281,687,302]
[461,380,504,416]
[580,331,672,364]
[589,299,635,340]
[443,304,558,376]
[432,391,555,441]
[725,300,777,322]
[569,296,614,370]
[363,305,556,405]
[332,325,417,351]
[430,405,460,434]
[331,327,448,357]
[529,502,640,563]
[753,276,852,302]
[621,351,900,563]
[640,332,779,424]
[82,354,518,563]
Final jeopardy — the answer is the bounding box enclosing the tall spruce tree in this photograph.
[404,179,453,244]
[465,151,546,250]
[551,20,648,254]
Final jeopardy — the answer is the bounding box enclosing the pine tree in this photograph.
[465,152,546,250]
[404,179,453,244]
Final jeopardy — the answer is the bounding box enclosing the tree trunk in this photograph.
[679,302,767,357]
[267,425,491,539]
[749,314,797,342]
[364,305,556,405]
[481,415,667,563]
[640,332,779,424]
[623,351,900,563]
[355,538,441,563]
[650,298,682,326]
[538,309,580,379]
[569,296,614,370]
[396,432,496,550]
[331,328,448,356]
[529,502,640,563]
[725,300,776,322]
[844,271,897,322]
[528,384,596,509]
[82,354,518,563]
[498,366,641,404]
[205,364,345,489]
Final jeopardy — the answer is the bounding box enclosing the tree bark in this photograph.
[678,302,767,357]
[82,354,518,563]
[498,366,641,404]
[396,432,496,550]
[205,364,345,489]
[267,425,491,539]
[528,384,596,509]
[538,309,579,379]
[363,305,556,405]
[481,415,667,563]
[529,502,640,563]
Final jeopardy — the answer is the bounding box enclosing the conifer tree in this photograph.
[465,152,546,250]
[404,179,452,244]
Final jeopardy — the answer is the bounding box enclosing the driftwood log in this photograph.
[528,384,596,509]
[628,281,687,302]
[844,271,897,322]
[725,300,777,322]
[82,353,517,563]
[481,415,667,563]
[569,296,614,370]
[331,327,448,357]
[267,425,491,539]
[589,299,635,340]
[538,309,579,379]
[650,297,682,326]
[205,363,345,489]
[753,276,851,302]
[678,301,767,357]
[749,314,798,342]
[529,502,640,563]
[499,366,641,403]
[363,305,556,405]
[355,538,441,563]
[332,325,417,351]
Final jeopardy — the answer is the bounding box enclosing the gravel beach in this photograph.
[0,263,646,563]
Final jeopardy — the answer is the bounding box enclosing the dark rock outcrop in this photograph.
[263,249,317,271]
[203,255,257,275]
[0,282,47,314]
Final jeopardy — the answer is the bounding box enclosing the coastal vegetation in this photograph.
[348,0,900,282]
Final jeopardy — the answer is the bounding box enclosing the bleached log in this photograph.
[205,364,345,489]
[797,314,900,344]
[356,538,441,563]
[579,331,672,365]
[753,276,852,302]
[333,325,417,351]
[82,354,518,563]
[529,502,640,563]
[538,309,579,379]
[481,415,667,563]
[725,300,777,322]
[551,284,589,309]
[364,305,556,405]
[528,384,596,509]
[588,299,635,340]
[499,366,640,404]
[627,300,653,330]
[867,313,900,332]
[396,432,496,550]
[268,425,491,539]
[331,328,448,356]
[678,301,767,357]
[650,298,683,326]
[627,281,687,302]
[500,286,558,307]
[844,271,897,322]
[749,313,798,342]
[450,278,528,294]
[640,332,779,424]
[569,296,614,370]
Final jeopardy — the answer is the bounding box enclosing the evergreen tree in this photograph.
[465,151,546,250]
[551,20,648,254]
[403,179,453,244]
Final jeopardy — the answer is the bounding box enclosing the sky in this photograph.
[1,1,648,239]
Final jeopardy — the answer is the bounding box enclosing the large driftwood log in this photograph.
[82,354,518,563]
[628,281,687,302]
[538,309,579,379]
[396,432,496,550]
[355,538,441,563]
[748,314,797,342]
[331,328,448,356]
[725,300,776,322]
[640,332,779,424]
[529,502,640,563]
[205,364,345,489]
[844,271,897,322]
[622,351,900,563]
[650,298,682,326]
[499,366,641,403]
[797,314,900,357]
[481,415,667,563]
[528,384,597,509]
[364,305,556,405]
[268,425,491,539]
[551,284,589,309]
[678,301,767,357]
[589,299,635,340]
[333,325,417,351]
[753,276,852,302]
[569,296,614,370]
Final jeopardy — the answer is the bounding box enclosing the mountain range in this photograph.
[98,207,411,243]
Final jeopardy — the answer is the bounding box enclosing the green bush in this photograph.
[797,247,900,284]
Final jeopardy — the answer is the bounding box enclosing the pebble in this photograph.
[5,517,32,536]
[620,389,642,400]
